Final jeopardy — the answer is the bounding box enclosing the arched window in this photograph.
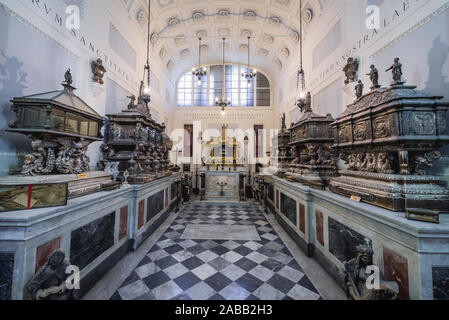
[177,64,271,107]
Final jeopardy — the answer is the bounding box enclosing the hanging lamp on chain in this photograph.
[192,37,207,84]
[241,36,257,84]
[296,0,309,111]
[215,38,231,115]
[140,0,152,107]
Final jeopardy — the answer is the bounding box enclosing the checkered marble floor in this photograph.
[111,202,321,300]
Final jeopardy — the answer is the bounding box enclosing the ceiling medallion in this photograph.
[166,59,175,71]
[192,11,204,20]
[239,44,248,52]
[241,29,252,38]
[196,30,207,38]
[136,9,147,25]
[217,9,230,17]
[262,34,274,44]
[218,28,229,36]
[159,48,167,59]
[174,34,185,44]
[292,30,300,43]
[180,49,191,58]
[243,10,257,19]
[150,32,160,44]
[257,48,269,56]
[168,17,180,26]
[303,8,313,23]
[270,16,282,26]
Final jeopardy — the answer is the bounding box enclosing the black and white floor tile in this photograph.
[111,202,321,300]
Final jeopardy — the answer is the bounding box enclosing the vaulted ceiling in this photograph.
[122,0,329,84]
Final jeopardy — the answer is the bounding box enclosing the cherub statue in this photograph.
[355,80,364,100]
[377,153,394,174]
[343,57,359,84]
[344,244,398,300]
[366,65,380,89]
[127,95,136,109]
[91,58,106,85]
[385,58,404,85]
[27,250,75,300]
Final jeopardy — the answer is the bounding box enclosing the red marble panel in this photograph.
[276,190,279,210]
[315,210,324,246]
[383,247,410,300]
[119,206,128,240]
[35,237,61,272]
[299,204,306,234]
[138,200,145,230]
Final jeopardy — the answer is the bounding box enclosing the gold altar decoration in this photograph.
[205,125,241,166]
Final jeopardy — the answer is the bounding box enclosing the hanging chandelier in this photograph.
[215,37,231,115]
[192,37,207,84]
[296,0,308,111]
[241,36,257,84]
[140,0,151,107]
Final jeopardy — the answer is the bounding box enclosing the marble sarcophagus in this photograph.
[287,108,335,189]
[330,84,449,211]
[2,70,116,209]
[103,95,172,184]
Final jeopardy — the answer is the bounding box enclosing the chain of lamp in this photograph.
[296,0,308,111]
[241,36,257,84]
[141,0,152,106]
[192,37,207,84]
[215,38,231,115]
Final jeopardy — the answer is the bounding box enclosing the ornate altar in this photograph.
[204,125,242,168]
[275,114,293,178]
[330,61,449,211]
[2,70,115,210]
[103,92,173,184]
[287,100,335,189]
